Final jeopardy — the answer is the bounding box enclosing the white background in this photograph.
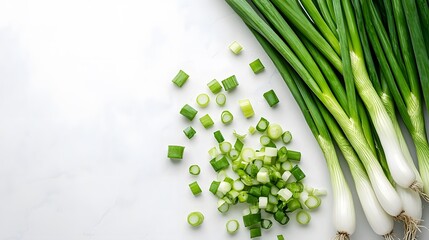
[0,0,427,239]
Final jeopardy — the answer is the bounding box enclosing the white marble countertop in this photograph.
[0,0,428,239]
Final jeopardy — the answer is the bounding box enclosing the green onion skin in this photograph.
[189,181,202,196]
[216,93,227,106]
[222,75,239,91]
[199,114,214,129]
[263,89,280,107]
[196,93,210,108]
[207,79,223,94]
[214,130,225,143]
[249,58,265,74]
[180,104,198,121]
[172,70,189,87]
[187,211,204,227]
[229,41,243,54]
[221,110,234,124]
[239,99,254,118]
[183,126,196,139]
[167,145,185,159]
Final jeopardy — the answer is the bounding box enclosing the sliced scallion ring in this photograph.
[267,123,283,140]
[305,195,321,210]
[189,164,201,175]
[220,141,232,153]
[187,211,204,227]
[216,93,227,106]
[221,110,234,124]
[282,131,293,144]
[226,219,240,234]
[196,93,210,108]
[296,210,311,225]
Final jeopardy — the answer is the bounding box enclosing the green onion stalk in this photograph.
[225,0,407,220]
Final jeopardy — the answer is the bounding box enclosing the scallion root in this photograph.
[395,212,421,240]
[383,232,394,240]
[410,182,429,202]
[334,232,350,240]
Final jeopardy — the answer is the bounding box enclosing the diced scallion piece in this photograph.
[189,164,200,175]
[196,93,210,108]
[217,199,230,213]
[267,123,283,140]
[261,219,273,229]
[214,130,225,143]
[183,126,196,139]
[207,79,223,94]
[221,110,234,124]
[249,227,262,238]
[305,195,321,210]
[189,181,202,196]
[248,126,256,134]
[249,58,265,74]
[172,70,189,87]
[208,147,219,158]
[241,148,255,162]
[282,131,292,144]
[274,211,289,225]
[233,130,247,141]
[216,93,227,106]
[209,181,220,195]
[287,150,301,162]
[239,99,254,118]
[226,219,239,234]
[243,213,262,227]
[234,138,244,153]
[229,41,243,54]
[210,155,230,172]
[219,141,232,153]
[167,145,185,159]
[228,149,240,160]
[260,135,275,147]
[296,210,311,225]
[180,104,198,121]
[256,117,269,132]
[277,235,285,240]
[187,211,204,227]
[222,75,239,91]
[291,165,306,181]
[199,114,214,129]
[263,89,279,107]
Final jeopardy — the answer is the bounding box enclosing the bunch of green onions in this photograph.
[225,0,429,239]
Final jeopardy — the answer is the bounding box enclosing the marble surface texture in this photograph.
[0,0,428,239]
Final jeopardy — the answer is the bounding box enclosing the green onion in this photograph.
[256,117,269,132]
[214,130,225,143]
[219,141,232,153]
[277,235,285,240]
[167,145,185,159]
[196,93,210,108]
[261,219,272,229]
[282,131,292,144]
[187,211,204,227]
[226,219,240,234]
[229,41,243,54]
[239,99,254,118]
[248,126,256,134]
[286,199,302,212]
[234,138,244,153]
[228,149,240,160]
[249,227,262,238]
[189,164,200,175]
[222,75,239,91]
[199,114,214,128]
[238,191,248,202]
[210,155,230,172]
[274,211,290,225]
[207,79,223,94]
[221,110,234,124]
[249,58,265,74]
[183,126,196,139]
[291,165,305,181]
[263,89,280,107]
[208,147,219,158]
[260,135,273,147]
[216,93,227,106]
[233,130,247,141]
[180,104,198,121]
[172,70,189,87]
[189,181,202,196]
[209,181,221,195]
[287,150,301,162]
[267,123,283,140]
[296,210,311,225]
[243,212,261,227]
[305,195,321,210]
[217,199,230,213]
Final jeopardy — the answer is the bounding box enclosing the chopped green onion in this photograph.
[264,147,278,157]
[287,150,301,162]
[234,139,244,153]
[172,70,189,87]
[274,211,290,225]
[189,164,200,175]
[278,188,293,202]
[239,99,254,118]
[229,41,243,54]
[228,149,240,160]
[238,191,248,202]
[233,180,245,191]
[277,235,285,240]
[233,130,247,141]
[256,117,270,132]
[263,89,280,107]
[281,161,293,171]
[210,155,230,172]
[226,219,240,234]
[305,195,321,210]
[260,135,275,147]
[296,210,311,225]
[259,196,268,208]
[282,131,292,144]
[213,130,225,143]
[187,211,204,227]
[222,75,239,91]
[248,126,256,134]
[217,199,230,213]
[207,79,223,94]
[277,146,288,162]
[243,212,262,227]
[249,227,262,238]
[267,123,283,140]
[183,126,196,139]
[199,114,214,128]
[221,110,234,124]
[208,147,219,158]
[261,219,273,229]
[196,93,210,108]
[219,141,232,153]
[180,104,198,121]
[167,145,185,159]
[286,199,302,212]
[249,58,265,73]
[241,148,255,162]
[209,181,221,195]
[216,93,227,106]
[291,165,305,181]
[189,181,202,196]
